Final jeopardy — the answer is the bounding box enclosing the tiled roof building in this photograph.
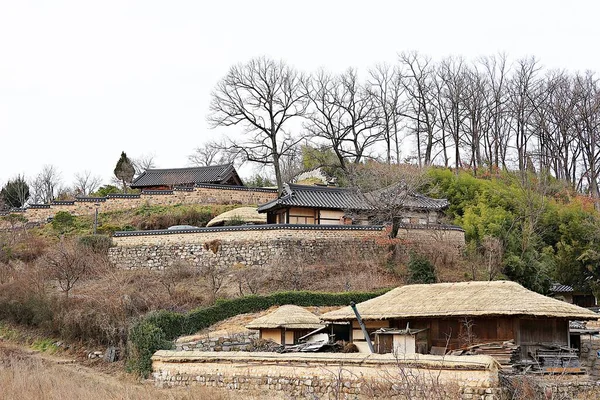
[130,164,243,190]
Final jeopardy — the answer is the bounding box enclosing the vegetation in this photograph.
[407,252,437,284]
[1,175,30,208]
[427,168,600,294]
[114,151,136,193]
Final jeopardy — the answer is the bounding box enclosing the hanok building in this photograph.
[246,305,324,345]
[257,183,449,226]
[320,281,598,358]
[130,164,243,190]
[549,283,597,308]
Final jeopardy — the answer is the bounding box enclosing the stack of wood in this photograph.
[449,340,520,372]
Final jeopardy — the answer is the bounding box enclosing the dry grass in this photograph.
[0,342,279,400]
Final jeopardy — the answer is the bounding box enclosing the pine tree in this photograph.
[114,152,135,193]
[1,175,30,208]
[407,252,437,284]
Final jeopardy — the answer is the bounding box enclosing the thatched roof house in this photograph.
[206,207,266,227]
[246,305,323,345]
[322,281,598,321]
[321,281,598,356]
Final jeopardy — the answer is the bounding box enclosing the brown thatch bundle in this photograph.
[321,281,599,321]
[246,305,324,330]
[206,207,266,227]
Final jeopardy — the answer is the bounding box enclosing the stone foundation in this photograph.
[152,350,500,399]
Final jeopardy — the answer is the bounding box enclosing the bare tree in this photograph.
[507,57,542,176]
[434,57,468,170]
[462,66,489,173]
[305,68,382,169]
[348,163,430,238]
[368,63,405,164]
[479,53,511,172]
[43,240,90,298]
[197,262,228,304]
[573,71,600,208]
[31,165,61,203]
[208,56,308,193]
[188,139,238,167]
[73,170,102,196]
[398,51,438,166]
[132,153,157,176]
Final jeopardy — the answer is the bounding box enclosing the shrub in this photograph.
[407,252,437,284]
[223,217,246,226]
[78,235,113,253]
[51,211,75,233]
[126,321,174,374]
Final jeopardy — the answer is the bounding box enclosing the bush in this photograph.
[51,211,75,233]
[407,252,437,284]
[78,235,113,253]
[127,289,389,376]
[126,321,173,374]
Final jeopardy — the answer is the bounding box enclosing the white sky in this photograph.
[1,0,599,187]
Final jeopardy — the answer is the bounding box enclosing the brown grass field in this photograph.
[0,341,280,400]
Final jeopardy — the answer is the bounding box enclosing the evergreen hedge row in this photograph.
[127,289,389,376]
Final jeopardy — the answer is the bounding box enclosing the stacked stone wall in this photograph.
[175,332,259,352]
[108,226,387,270]
[108,225,464,270]
[0,185,278,224]
[152,351,501,399]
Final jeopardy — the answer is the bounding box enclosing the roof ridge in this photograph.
[145,164,233,172]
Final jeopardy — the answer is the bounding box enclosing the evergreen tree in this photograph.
[114,152,135,193]
[1,175,30,208]
[407,252,437,284]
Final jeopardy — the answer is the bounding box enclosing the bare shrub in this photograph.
[42,240,91,298]
[158,261,195,299]
[195,262,228,304]
[232,262,268,296]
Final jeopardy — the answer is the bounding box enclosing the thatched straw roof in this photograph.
[206,207,266,227]
[246,305,324,330]
[321,281,599,321]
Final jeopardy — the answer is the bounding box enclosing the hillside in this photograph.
[1,166,600,384]
[424,168,600,294]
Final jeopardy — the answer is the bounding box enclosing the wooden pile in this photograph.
[449,340,520,372]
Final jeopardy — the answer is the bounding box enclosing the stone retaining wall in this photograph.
[0,184,277,224]
[108,224,464,270]
[152,351,500,399]
[108,225,387,270]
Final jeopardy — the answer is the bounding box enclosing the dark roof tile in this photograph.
[258,183,449,212]
[131,164,240,188]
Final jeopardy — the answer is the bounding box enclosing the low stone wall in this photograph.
[501,374,600,399]
[175,332,258,352]
[152,350,500,399]
[0,184,277,224]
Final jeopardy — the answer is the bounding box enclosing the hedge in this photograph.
[127,289,389,376]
